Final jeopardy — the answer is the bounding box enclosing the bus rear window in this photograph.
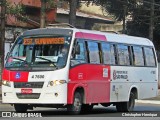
[144,47,156,66]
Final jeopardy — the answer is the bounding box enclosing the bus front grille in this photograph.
[14,82,44,88]
[16,93,40,99]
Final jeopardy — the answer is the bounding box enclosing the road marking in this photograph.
[136,100,160,105]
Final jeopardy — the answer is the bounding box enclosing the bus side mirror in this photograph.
[75,44,80,54]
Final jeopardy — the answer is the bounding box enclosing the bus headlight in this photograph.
[2,80,11,87]
[47,80,67,87]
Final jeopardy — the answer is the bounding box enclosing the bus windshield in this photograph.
[5,36,72,71]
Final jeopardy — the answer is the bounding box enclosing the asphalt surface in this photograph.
[0,98,160,119]
[1,103,160,118]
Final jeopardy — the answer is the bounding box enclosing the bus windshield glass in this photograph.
[5,36,72,70]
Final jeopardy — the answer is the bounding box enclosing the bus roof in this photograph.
[75,29,153,46]
[22,27,153,47]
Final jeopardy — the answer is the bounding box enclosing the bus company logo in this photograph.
[15,72,21,79]
[113,70,117,80]
[78,73,83,79]
[25,83,31,88]
[2,112,12,117]
[113,70,128,80]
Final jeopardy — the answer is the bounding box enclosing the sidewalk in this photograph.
[136,89,160,104]
[0,85,1,100]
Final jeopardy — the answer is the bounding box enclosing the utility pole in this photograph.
[149,0,154,41]
[40,0,46,28]
[0,0,6,74]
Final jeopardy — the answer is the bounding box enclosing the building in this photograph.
[56,1,115,30]
[5,0,57,42]
[56,1,122,31]
[56,8,114,30]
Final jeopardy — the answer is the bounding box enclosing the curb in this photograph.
[0,86,1,101]
[136,100,160,105]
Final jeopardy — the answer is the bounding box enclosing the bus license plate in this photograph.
[21,88,32,94]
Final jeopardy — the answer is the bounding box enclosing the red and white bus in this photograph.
[2,26,158,114]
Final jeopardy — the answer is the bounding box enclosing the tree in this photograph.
[0,0,27,77]
[93,0,139,33]
[62,0,79,26]
[93,0,160,44]
[69,0,78,26]
[0,0,6,70]
[126,0,160,46]
[40,0,57,28]
[40,0,46,28]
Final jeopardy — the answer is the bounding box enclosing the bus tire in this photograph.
[67,92,82,115]
[14,104,28,112]
[81,104,93,113]
[116,92,135,112]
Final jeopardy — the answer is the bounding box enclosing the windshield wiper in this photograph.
[11,57,29,66]
[35,56,58,68]
[12,57,26,62]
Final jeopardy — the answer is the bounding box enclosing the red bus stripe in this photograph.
[75,32,107,41]
[68,64,110,104]
[2,69,29,82]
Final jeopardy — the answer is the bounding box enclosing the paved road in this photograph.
[1,102,160,116]
[1,103,160,120]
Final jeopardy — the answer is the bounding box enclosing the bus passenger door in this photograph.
[69,39,88,102]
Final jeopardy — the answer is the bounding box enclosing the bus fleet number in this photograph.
[31,75,45,79]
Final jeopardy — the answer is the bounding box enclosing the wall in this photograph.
[92,23,123,32]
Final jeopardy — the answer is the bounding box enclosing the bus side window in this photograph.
[101,42,111,65]
[87,41,100,64]
[144,47,156,67]
[117,44,130,66]
[128,46,133,65]
[132,46,144,66]
[70,41,86,66]
[110,44,117,65]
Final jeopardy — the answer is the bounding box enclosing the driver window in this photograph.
[71,40,86,66]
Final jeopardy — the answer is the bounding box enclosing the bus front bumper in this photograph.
[2,84,68,104]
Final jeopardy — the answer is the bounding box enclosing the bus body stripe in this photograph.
[68,64,110,104]
[75,32,107,41]
[2,69,29,82]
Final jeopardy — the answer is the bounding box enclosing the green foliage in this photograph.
[46,0,57,10]
[0,0,7,6]
[6,2,25,16]
[92,0,137,21]
[126,0,160,50]
[91,0,160,49]
[60,0,88,9]
[0,1,29,23]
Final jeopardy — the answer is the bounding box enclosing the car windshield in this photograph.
[5,36,72,71]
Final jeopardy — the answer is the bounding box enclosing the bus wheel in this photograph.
[116,92,135,112]
[67,92,82,115]
[14,104,28,112]
[81,104,93,114]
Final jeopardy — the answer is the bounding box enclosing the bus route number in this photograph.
[31,75,45,79]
